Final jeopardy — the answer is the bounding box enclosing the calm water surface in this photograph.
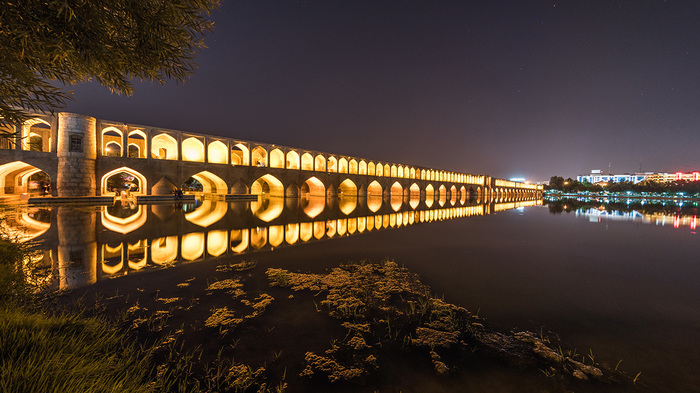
[5,196,699,392]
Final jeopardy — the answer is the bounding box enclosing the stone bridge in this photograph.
[0,112,543,204]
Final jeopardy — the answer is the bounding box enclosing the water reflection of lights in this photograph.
[11,196,541,290]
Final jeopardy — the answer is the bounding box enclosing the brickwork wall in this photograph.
[57,113,97,196]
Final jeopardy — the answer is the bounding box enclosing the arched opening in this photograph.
[301,177,325,218]
[269,148,284,168]
[101,167,146,195]
[301,153,313,170]
[327,156,338,172]
[409,183,420,209]
[438,185,447,206]
[182,137,204,162]
[338,158,348,173]
[397,166,404,178]
[286,150,300,169]
[105,141,121,157]
[231,144,249,166]
[0,161,52,196]
[375,163,383,177]
[425,184,435,208]
[22,118,51,152]
[183,171,227,194]
[151,133,178,160]
[269,225,284,247]
[349,159,358,174]
[359,160,367,175]
[390,181,403,196]
[367,162,375,176]
[338,179,357,215]
[101,127,122,156]
[208,140,228,164]
[367,181,383,213]
[450,185,457,206]
[252,146,267,167]
[410,168,416,179]
[315,155,326,171]
[127,130,146,158]
[251,175,285,222]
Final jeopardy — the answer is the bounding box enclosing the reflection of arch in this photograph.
[208,140,228,164]
[230,229,249,253]
[409,183,420,209]
[151,236,178,265]
[252,146,267,167]
[300,222,313,242]
[181,232,205,261]
[425,184,435,208]
[285,223,299,244]
[302,177,325,197]
[251,227,267,249]
[315,155,326,171]
[151,133,178,160]
[231,144,249,166]
[367,181,383,213]
[101,167,147,195]
[450,185,457,206]
[301,153,314,170]
[188,171,227,194]
[184,200,228,227]
[301,177,325,218]
[128,240,147,270]
[207,230,228,257]
[101,205,147,234]
[269,148,284,168]
[182,137,204,162]
[286,150,300,169]
[269,225,284,247]
[438,185,447,206]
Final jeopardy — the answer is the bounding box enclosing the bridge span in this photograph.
[0,112,542,203]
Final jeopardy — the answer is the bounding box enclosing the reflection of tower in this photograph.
[56,207,97,289]
[56,113,97,196]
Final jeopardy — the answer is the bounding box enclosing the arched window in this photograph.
[151,133,178,160]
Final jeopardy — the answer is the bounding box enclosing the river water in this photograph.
[4,196,699,392]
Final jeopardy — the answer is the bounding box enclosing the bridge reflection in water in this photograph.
[4,195,542,291]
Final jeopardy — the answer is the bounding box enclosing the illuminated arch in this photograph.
[375,163,383,177]
[397,166,404,178]
[151,133,178,160]
[300,222,313,242]
[127,130,146,158]
[301,153,314,170]
[269,148,284,168]
[101,167,147,195]
[425,184,435,208]
[269,225,284,247]
[338,179,358,196]
[367,162,375,176]
[188,171,227,194]
[208,140,228,164]
[301,177,325,218]
[182,137,204,162]
[22,118,51,152]
[358,160,367,175]
[438,185,447,206]
[349,159,358,174]
[450,185,457,206]
[338,158,348,173]
[315,155,326,171]
[387,164,394,177]
[410,168,416,179]
[286,150,300,169]
[101,127,122,156]
[251,175,285,222]
[327,156,337,172]
[367,181,383,213]
[231,144,249,166]
[390,181,403,196]
[339,179,358,215]
[252,146,267,167]
[251,174,284,197]
[460,186,467,204]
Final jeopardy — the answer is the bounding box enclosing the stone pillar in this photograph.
[56,113,97,196]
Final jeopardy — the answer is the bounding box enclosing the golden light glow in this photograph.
[182,137,204,162]
[231,144,249,166]
[286,150,300,169]
[269,149,284,168]
[208,141,228,164]
[315,155,326,171]
[151,133,178,160]
[285,223,299,244]
[101,204,147,234]
[230,229,249,253]
[185,199,228,227]
[152,236,178,264]
[181,232,205,261]
[207,230,228,257]
[301,153,313,170]
[252,146,267,167]
[251,227,267,249]
[269,225,284,247]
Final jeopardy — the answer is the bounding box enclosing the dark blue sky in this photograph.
[65,0,700,182]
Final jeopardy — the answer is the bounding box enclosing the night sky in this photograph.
[65,0,700,182]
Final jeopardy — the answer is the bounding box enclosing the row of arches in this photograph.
[0,118,52,152]
[98,127,483,184]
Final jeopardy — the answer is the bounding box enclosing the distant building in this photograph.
[645,171,700,183]
[577,170,648,184]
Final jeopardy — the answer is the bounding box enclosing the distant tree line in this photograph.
[543,197,700,216]
[546,176,700,195]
